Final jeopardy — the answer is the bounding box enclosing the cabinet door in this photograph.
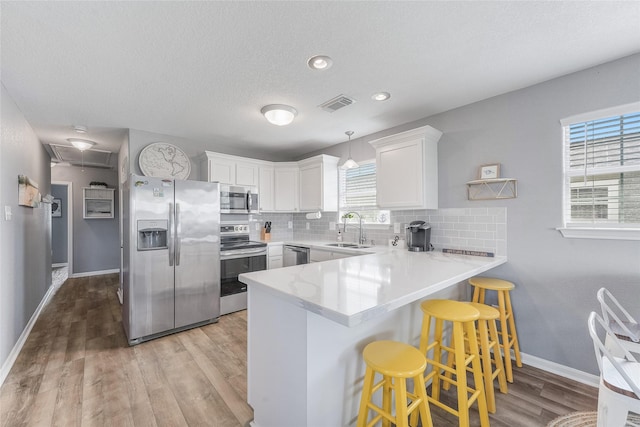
[376,139,423,208]
[268,256,283,269]
[274,168,298,212]
[259,166,275,211]
[236,162,259,186]
[211,158,235,184]
[299,164,322,211]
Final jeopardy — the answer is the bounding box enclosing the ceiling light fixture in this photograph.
[261,104,298,126]
[371,92,391,101]
[72,124,88,133]
[307,55,333,70]
[67,138,95,151]
[341,131,359,170]
[67,138,96,171]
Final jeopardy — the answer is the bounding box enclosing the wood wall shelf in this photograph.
[466,178,517,200]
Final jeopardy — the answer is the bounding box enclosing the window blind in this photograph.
[339,162,377,210]
[564,111,640,225]
[338,161,390,224]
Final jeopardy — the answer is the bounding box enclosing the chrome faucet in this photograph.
[342,212,366,245]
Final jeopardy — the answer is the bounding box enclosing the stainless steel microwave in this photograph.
[220,184,259,214]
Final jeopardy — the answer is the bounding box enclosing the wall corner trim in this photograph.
[0,282,59,387]
[521,352,599,388]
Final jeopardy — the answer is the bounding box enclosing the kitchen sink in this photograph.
[324,243,371,249]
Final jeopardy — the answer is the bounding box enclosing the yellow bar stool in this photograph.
[469,276,522,383]
[418,299,489,427]
[357,340,433,427]
[443,302,508,413]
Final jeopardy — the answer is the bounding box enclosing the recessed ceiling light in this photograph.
[260,104,298,126]
[371,92,391,101]
[307,55,333,70]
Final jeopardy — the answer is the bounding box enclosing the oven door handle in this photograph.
[221,249,267,260]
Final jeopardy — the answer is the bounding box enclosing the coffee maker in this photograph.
[405,220,432,252]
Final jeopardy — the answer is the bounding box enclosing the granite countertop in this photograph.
[239,241,507,327]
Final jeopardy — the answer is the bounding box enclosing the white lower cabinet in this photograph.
[309,248,351,263]
[267,243,284,269]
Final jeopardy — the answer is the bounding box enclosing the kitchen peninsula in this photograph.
[239,245,506,427]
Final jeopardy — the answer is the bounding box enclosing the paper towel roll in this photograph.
[306,211,322,219]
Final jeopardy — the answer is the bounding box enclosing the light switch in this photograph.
[4,206,12,221]
[306,222,310,230]
[287,221,293,229]
[393,222,400,233]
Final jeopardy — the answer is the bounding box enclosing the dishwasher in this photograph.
[283,245,310,267]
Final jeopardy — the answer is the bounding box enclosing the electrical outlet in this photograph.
[329,221,336,230]
[4,206,12,221]
[306,222,310,230]
[393,222,400,233]
[288,221,293,229]
[255,222,260,231]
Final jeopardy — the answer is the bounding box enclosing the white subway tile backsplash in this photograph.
[465,208,488,216]
[286,206,507,256]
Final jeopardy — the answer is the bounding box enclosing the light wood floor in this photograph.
[1,274,598,427]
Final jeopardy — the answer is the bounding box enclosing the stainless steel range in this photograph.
[220,222,267,315]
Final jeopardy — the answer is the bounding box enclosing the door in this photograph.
[127,175,175,340]
[174,180,220,328]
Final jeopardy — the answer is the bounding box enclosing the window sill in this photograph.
[557,227,640,241]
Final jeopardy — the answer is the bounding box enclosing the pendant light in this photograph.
[341,131,359,170]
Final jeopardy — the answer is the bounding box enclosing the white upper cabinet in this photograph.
[274,163,299,212]
[236,161,260,186]
[199,151,338,213]
[369,125,443,210]
[298,155,339,212]
[200,152,259,186]
[259,165,275,211]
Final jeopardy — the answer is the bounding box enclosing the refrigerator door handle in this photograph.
[246,189,253,212]
[175,203,181,266]
[168,203,175,266]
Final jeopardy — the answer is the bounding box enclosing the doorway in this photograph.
[51,181,73,277]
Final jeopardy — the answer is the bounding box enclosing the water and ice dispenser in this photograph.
[137,220,168,251]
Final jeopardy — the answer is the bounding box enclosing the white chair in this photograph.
[597,287,640,356]
[588,311,640,427]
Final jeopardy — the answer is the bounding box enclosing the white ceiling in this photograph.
[2,1,639,161]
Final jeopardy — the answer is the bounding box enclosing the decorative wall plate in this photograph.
[138,142,191,180]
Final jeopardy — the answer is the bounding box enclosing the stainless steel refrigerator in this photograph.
[122,175,220,345]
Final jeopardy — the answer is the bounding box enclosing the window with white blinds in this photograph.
[338,160,390,225]
[563,110,640,227]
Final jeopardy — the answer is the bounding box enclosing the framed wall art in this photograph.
[478,163,501,180]
[52,198,62,217]
[18,175,40,207]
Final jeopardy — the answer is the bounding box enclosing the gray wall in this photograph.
[0,84,52,377]
[306,53,640,375]
[51,166,120,274]
[51,184,68,264]
[430,54,640,374]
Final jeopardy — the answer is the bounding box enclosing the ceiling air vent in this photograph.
[49,144,113,168]
[319,94,356,113]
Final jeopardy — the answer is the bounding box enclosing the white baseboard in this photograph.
[0,283,58,387]
[69,268,120,278]
[521,352,599,388]
[52,263,68,268]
